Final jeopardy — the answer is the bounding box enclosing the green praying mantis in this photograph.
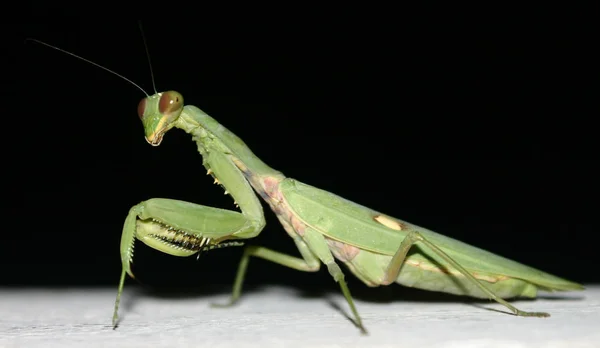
[30,38,584,335]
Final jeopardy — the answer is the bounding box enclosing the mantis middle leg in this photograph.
[215,222,368,334]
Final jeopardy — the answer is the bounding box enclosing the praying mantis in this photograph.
[30,38,584,335]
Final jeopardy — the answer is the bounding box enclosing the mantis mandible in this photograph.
[30,38,584,335]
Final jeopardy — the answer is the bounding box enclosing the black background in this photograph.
[11,12,597,297]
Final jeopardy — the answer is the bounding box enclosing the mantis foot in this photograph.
[210,299,240,308]
[515,310,551,318]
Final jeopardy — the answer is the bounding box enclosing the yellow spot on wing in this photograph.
[231,157,248,172]
[374,214,404,231]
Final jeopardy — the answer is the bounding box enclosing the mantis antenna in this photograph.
[137,21,158,94]
[25,38,150,97]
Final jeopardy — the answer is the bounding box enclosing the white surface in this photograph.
[1,285,598,348]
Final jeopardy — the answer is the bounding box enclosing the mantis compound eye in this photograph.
[137,98,147,119]
[159,91,184,116]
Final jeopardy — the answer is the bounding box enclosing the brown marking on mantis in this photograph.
[290,215,306,236]
[373,214,407,231]
[257,177,304,237]
[269,203,282,215]
[405,259,509,283]
[230,155,283,204]
[263,177,281,199]
[326,237,360,262]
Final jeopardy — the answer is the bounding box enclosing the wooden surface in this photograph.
[1,285,598,348]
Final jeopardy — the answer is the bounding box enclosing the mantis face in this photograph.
[137,91,184,146]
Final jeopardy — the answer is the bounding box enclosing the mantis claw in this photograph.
[516,310,551,318]
[209,300,239,309]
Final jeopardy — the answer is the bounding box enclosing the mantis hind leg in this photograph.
[382,230,551,318]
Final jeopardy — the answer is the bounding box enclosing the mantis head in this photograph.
[137,91,184,146]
